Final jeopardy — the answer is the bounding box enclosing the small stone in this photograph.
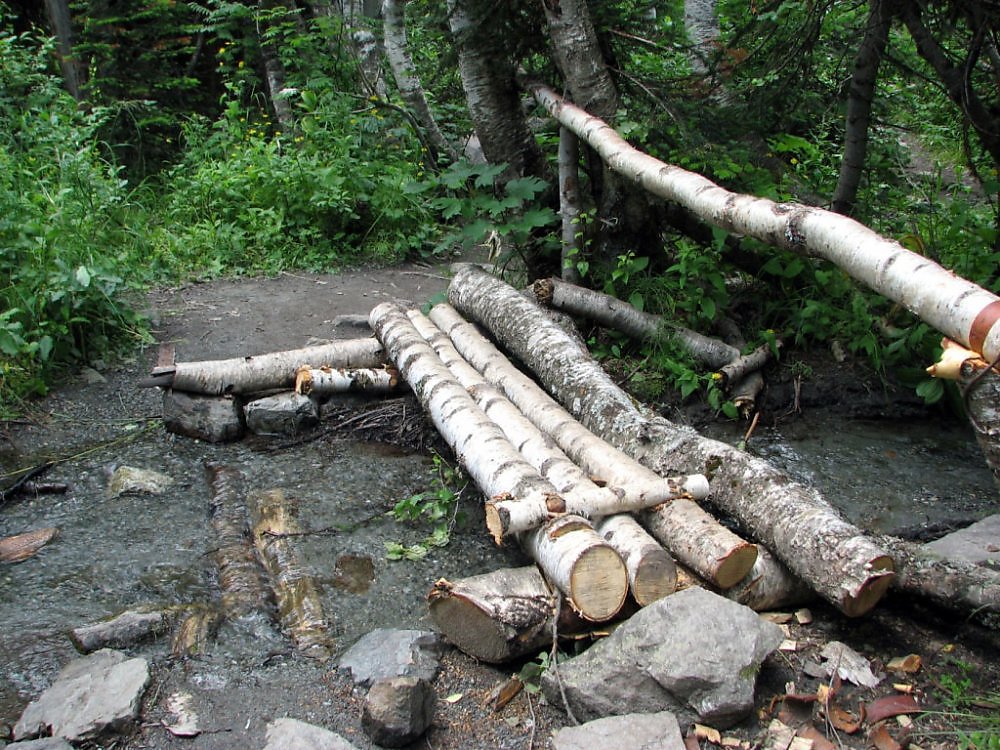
[162,389,245,443]
[106,465,174,498]
[338,629,444,688]
[552,712,685,750]
[245,392,319,436]
[361,676,434,748]
[263,717,359,750]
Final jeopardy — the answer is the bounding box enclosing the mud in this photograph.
[1,261,998,749]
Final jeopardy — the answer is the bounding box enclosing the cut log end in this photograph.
[485,503,506,545]
[840,556,896,618]
[569,544,629,622]
[714,543,760,590]
[429,593,528,663]
[632,550,678,606]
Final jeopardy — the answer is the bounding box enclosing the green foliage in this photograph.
[518,650,552,694]
[916,662,1000,750]
[385,452,467,562]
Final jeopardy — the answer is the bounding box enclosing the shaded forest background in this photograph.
[1,0,998,417]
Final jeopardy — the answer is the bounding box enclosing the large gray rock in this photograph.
[14,649,150,742]
[925,514,1000,568]
[263,717,360,750]
[361,676,434,748]
[338,629,445,688]
[6,739,75,750]
[245,392,319,436]
[541,587,783,729]
[163,390,245,442]
[551,712,686,750]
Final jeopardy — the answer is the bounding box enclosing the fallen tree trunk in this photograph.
[0,527,58,563]
[427,301,759,591]
[249,488,334,660]
[294,365,401,397]
[448,264,896,617]
[595,514,677,606]
[428,566,587,663]
[530,83,1000,364]
[70,608,174,654]
[144,338,386,395]
[370,301,628,620]
[723,547,816,612]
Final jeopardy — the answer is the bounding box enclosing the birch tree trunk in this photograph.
[448,264,896,617]
[381,0,459,163]
[529,84,1000,364]
[43,0,83,101]
[684,0,721,78]
[370,301,628,620]
[294,365,400,396]
[427,302,759,590]
[258,0,297,134]
[559,127,584,283]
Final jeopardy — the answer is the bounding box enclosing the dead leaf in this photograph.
[870,724,903,750]
[444,692,463,704]
[819,641,881,689]
[0,527,58,563]
[795,608,813,625]
[863,694,921,724]
[795,724,837,750]
[886,654,922,674]
[892,683,914,694]
[694,723,722,744]
[489,677,523,712]
[826,701,863,734]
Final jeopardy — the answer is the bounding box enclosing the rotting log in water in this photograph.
[248,488,334,660]
[448,265,896,617]
[0,527,58,563]
[142,338,386,395]
[426,301,759,591]
[408,307,682,604]
[206,463,271,618]
[294,364,401,397]
[171,604,224,657]
[428,566,588,663]
[70,608,175,654]
[370,301,629,621]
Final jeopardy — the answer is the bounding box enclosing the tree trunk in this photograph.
[448,264,896,617]
[381,0,459,163]
[258,8,297,134]
[595,514,677,605]
[684,0,721,78]
[370,301,628,620]
[446,0,548,181]
[249,488,334,660]
[426,301,759,590]
[70,609,174,654]
[832,0,892,216]
[558,127,584,283]
[724,547,815,612]
[43,0,84,101]
[529,84,1000,363]
[294,365,401,396]
[428,566,588,663]
[145,339,386,395]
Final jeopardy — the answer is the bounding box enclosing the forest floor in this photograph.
[1,259,998,750]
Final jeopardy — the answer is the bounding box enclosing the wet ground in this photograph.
[1,262,998,749]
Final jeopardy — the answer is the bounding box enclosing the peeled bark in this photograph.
[370,301,628,620]
[146,339,385,395]
[0,527,58,563]
[249,489,334,660]
[529,84,1000,363]
[427,301,758,590]
[294,365,400,396]
[448,264,896,616]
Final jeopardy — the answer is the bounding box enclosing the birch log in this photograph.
[370,302,628,621]
[595,515,677,606]
[427,301,758,590]
[529,83,1000,365]
[147,338,385,395]
[294,365,401,397]
[448,264,895,616]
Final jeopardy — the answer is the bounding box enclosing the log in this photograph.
[0,527,58,563]
[294,365,401,397]
[595,515,677,606]
[206,463,271,618]
[427,301,759,590]
[723,547,815,612]
[145,338,386,395]
[370,301,629,620]
[448,264,895,616]
[428,566,587,663]
[249,488,334,660]
[70,608,174,653]
[171,604,223,657]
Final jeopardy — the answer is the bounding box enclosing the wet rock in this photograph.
[540,587,783,729]
[338,628,445,688]
[551,711,686,750]
[361,676,435,748]
[5,738,75,749]
[263,717,360,750]
[245,392,319,436]
[106,465,174,498]
[924,513,1000,568]
[13,649,150,742]
[162,389,245,443]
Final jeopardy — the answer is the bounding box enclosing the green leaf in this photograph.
[75,265,91,288]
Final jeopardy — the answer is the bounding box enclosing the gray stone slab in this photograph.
[263,718,360,750]
[338,628,445,688]
[551,711,686,750]
[925,514,1000,567]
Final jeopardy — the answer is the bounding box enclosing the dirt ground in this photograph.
[2,260,998,750]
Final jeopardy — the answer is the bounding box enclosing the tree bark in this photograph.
[43,0,84,101]
[294,365,400,396]
[595,514,677,605]
[832,0,892,216]
[448,264,897,617]
[70,609,174,654]
[558,127,584,283]
[382,0,459,163]
[427,301,759,590]
[145,339,386,395]
[529,83,1000,363]
[724,547,815,612]
[370,301,628,620]
[249,488,334,660]
[258,0,297,133]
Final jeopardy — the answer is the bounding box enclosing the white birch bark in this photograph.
[447,264,896,616]
[294,365,400,396]
[427,301,758,590]
[370,301,627,620]
[724,546,815,612]
[595,514,677,605]
[529,84,1000,363]
[559,127,584,283]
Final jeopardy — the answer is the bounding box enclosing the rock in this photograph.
[263,717,360,750]
[924,514,1000,568]
[105,465,174,498]
[540,586,783,729]
[245,392,319,436]
[13,649,150,742]
[361,676,435,748]
[338,628,445,688]
[5,738,75,749]
[551,711,686,750]
[162,389,245,443]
